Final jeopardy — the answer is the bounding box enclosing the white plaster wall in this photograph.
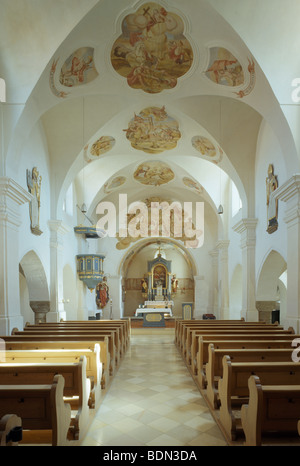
[255,119,287,285]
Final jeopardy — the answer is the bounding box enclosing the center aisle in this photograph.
[81,330,227,446]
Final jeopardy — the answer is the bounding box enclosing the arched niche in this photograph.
[256,249,287,324]
[118,238,196,318]
[19,250,50,324]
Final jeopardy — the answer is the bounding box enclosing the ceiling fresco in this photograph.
[124,106,181,153]
[133,160,175,186]
[191,136,223,164]
[110,2,193,93]
[84,136,116,163]
[205,47,244,87]
[59,47,99,88]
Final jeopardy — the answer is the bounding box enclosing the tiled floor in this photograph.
[80,330,227,446]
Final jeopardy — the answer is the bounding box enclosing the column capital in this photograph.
[274,174,300,225]
[233,218,258,249]
[274,174,300,203]
[216,239,230,250]
[48,220,70,248]
[232,218,258,235]
[0,177,32,205]
[0,177,32,228]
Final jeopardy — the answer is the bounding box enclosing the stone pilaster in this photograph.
[0,178,32,334]
[216,240,230,320]
[48,220,70,322]
[233,219,258,321]
[274,174,300,332]
[209,249,219,318]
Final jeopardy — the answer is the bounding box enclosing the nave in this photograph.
[81,330,226,447]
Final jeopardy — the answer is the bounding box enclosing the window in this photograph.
[0,78,6,103]
[231,181,242,217]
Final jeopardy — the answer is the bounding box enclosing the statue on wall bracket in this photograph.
[26,167,43,236]
[266,164,278,234]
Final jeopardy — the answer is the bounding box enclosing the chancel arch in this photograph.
[118,238,198,318]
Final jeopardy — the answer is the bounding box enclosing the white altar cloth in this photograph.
[135,308,173,317]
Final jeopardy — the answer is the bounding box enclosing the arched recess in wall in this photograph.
[63,264,77,320]
[19,250,50,324]
[256,249,287,324]
[229,264,242,320]
[118,238,197,319]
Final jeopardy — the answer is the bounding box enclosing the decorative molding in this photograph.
[0,177,32,229]
[274,174,300,225]
[232,218,258,248]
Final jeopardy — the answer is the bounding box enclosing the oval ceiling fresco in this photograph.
[104,175,127,194]
[84,136,116,162]
[111,2,193,93]
[205,47,244,87]
[59,47,99,87]
[133,160,175,186]
[124,106,181,154]
[192,136,223,164]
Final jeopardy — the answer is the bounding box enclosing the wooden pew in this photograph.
[0,375,71,446]
[0,414,22,446]
[7,331,116,376]
[196,335,298,388]
[188,324,288,368]
[27,320,130,355]
[15,327,121,367]
[2,339,110,390]
[206,344,294,409]
[180,320,277,352]
[174,319,245,346]
[241,375,300,446]
[3,346,102,409]
[0,356,90,441]
[218,357,300,442]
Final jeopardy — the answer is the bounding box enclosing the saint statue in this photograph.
[141,278,148,293]
[27,167,43,235]
[96,277,109,309]
[171,274,178,293]
[266,164,278,234]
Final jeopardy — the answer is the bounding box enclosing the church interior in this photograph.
[1,0,300,448]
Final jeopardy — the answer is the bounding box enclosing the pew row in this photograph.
[180,321,282,358]
[0,375,72,446]
[174,319,245,346]
[24,320,130,356]
[2,340,110,391]
[185,326,294,364]
[3,346,103,409]
[196,334,299,389]
[0,356,90,441]
[205,344,294,409]
[218,357,300,442]
[3,333,114,377]
[0,414,22,446]
[176,320,276,352]
[241,375,300,446]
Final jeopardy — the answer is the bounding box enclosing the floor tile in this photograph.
[81,331,227,446]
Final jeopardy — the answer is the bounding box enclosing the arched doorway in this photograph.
[256,250,287,324]
[19,250,50,324]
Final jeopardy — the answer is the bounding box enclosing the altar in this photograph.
[135,308,173,317]
[136,249,176,327]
